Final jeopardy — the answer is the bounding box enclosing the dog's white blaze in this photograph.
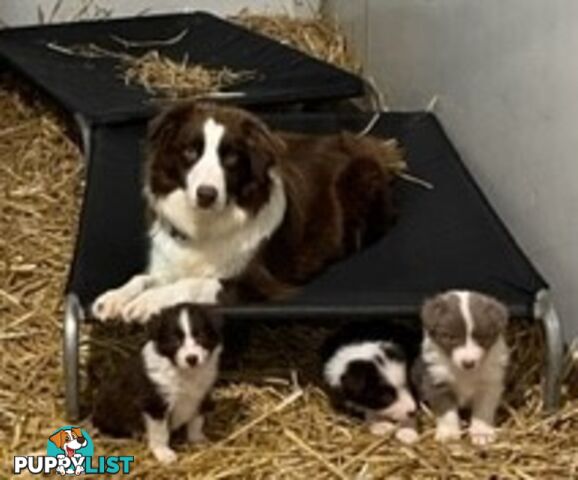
[186,118,226,210]
[175,309,208,369]
[452,291,484,369]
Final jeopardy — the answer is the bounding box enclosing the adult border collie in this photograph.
[92,102,402,322]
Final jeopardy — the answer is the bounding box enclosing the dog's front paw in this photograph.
[435,424,461,443]
[75,465,85,475]
[368,421,395,436]
[396,427,419,444]
[152,446,178,464]
[92,288,133,321]
[56,465,66,476]
[469,420,496,446]
[122,290,166,323]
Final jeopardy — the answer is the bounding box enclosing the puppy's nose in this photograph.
[196,185,218,208]
[461,359,477,370]
[186,354,199,367]
[406,408,417,418]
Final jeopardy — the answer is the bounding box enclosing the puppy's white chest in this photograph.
[452,371,481,406]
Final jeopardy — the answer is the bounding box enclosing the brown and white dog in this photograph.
[416,290,509,445]
[92,102,401,322]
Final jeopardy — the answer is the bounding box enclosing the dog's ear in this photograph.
[242,115,285,183]
[71,427,83,439]
[148,101,210,145]
[197,307,223,346]
[340,361,370,400]
[146,310,166,343]
[483,296,509,333]
[49,430,67,449]
[421,295,449,332]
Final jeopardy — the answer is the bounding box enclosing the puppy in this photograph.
[92,304,222,464]
[322,322,421,444]
[416,290,509,445]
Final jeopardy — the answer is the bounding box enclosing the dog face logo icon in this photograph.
[14,425,133,476]
[46,426,93,476]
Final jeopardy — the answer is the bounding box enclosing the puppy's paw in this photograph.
[435,424,461,443]
[121,290,166,323]
[368,421,395,436]
[92,288,133,321]
[152,446,177,464]
[395,427,419,444]
[469,421,496,446]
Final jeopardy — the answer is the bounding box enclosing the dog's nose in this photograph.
[461,359,477,370]
[196,185,218,208]
[77,436,86,445]
[186,354,199,367]
[406,408,417,418]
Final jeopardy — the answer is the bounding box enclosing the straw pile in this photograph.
[233,11,361,73]
[1,77,577,479]
[123,51,254,100]
[47,41,254,100]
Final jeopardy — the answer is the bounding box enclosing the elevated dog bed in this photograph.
[62,112,563,421]
[0,15,563,421]
[0,12,363,125]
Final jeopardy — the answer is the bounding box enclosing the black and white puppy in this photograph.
[322,322,421,444]
[417,290,509,445]
[92,304,222,464]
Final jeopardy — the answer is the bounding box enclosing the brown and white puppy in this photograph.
[91,102,400,321]
[416,290,509,445]
[92,304,222,464]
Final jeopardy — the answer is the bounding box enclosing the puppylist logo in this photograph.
[13,426,134,476]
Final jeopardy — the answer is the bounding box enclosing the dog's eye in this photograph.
[222,152,238,168]
[439,331,459,343]
[183,147,199,163]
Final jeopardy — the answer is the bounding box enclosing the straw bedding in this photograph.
[0,76,577,479]
[233,11,360,73]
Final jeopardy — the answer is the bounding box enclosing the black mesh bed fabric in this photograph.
[68,112,547,320]
[0,12,363,125]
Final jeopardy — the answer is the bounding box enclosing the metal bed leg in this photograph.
[534,289,565,412]
[64,293,83,421]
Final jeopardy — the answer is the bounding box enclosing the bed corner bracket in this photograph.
[533,289,564,412]
[64,293,82,422]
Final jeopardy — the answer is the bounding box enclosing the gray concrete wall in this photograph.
[327,0,578,343]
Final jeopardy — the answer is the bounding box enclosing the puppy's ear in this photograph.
[421,295,448,332]
[483,297,509,333]
[49,430,66,449]
[71,427,83,438]
[198,307,224,344]
[146,310,166,343]
[340,361,369,400]
[242,115,285,183]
